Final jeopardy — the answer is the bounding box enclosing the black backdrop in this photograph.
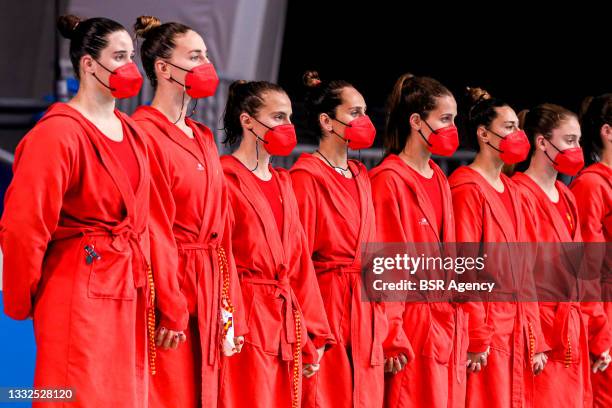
[277,2,611,145]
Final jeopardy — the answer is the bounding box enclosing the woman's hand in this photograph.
[532,352,548,375]
[467,347,490,373]
[591,349,611,373]
[384,353,409,374]
[302,363,320,378]
[302,347,325,378]
[155,326,187,350]
[233,336,245,353]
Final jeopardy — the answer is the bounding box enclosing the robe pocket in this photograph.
[245,292,284,355]
[420,304,454,364]
[87,241,136,301]
[487,303,516,355]
[547,306,582,363]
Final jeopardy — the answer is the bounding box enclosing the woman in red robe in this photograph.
[569,94,612,408]
[370,73,468,407]
[131,16,246,408]
[513,103,612,407]
[218,80,334,408]
[290,71,410,408]
[448,87,548,408]
[1,15,185,407]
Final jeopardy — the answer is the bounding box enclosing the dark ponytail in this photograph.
[518,103,577,158]
[302,70,352,140]
[579,94,612,166]
[57,15,126,79]
[384,73,452,155]
[222,80,286,146]
[463,86,509,151]
[134,16,192,88]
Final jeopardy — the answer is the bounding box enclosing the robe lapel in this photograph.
[188,122,223,243]
[350,161,370,267]
[516,173,573,242]
[146,107,206,164]
[229,158,286,266]
[392,157,441,242]
[462,167,515,242]
[559,183,580,241]
[310,157,361,239]
[63,105,141,219]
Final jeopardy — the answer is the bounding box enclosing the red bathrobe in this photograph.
[513,171,612,407]
[571,163,612,408]
[219,156,334,408]
[1,103,185,407]
[449,166,548,408]
[291,154,403,408]
[132,106,246,408]
[370,154,467,408]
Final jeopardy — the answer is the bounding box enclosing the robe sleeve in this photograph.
[285,185,334,364]
[370,172,414,358]
[370,172,408,243]
[571,176,606,242]
[451,184,483,242]
[289,170,328,363]
[515,190,550,354]
[520,252,550,355]
[0,118,76,320]
[570,179,612,355]
[451,184,493,353]
[290,170,318,255]
[222,191,248,337]
[571,176,608,300]
[146,140,189,332]
[581,301,612,356]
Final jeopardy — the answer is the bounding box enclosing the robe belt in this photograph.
[53,220,149,300]
[319,265,361,276]
[177,240,224,366]
[241,277,301,361]
[52,220,156,374]
[540,302,587,367]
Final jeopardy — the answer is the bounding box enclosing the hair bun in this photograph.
[134,15,161,38]
[57,14,82,39]
[303,70,322,88]
[466,87,492,104]
[228,80,248,100]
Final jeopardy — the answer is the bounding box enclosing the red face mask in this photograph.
[487,129,531,164]
[94,61,143,99]
[545,139,585,176]
[420,120,459,156]
[333,115,377,149]
[167,61,219,98]
[252,118,297,156]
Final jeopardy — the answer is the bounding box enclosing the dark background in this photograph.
[0,2,609,150]
[278,2,611,144]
